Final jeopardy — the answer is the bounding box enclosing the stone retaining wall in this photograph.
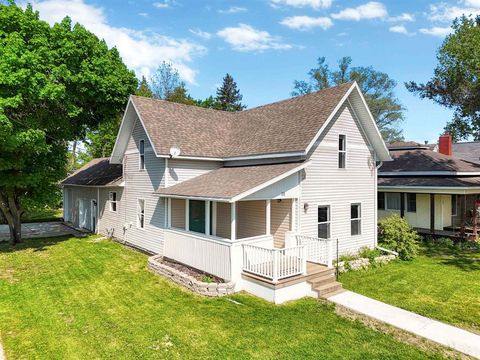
[148,255,235,296]
[337,254,396,273]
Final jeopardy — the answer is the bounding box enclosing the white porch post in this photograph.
[212,201,217,236]
[167,198,171,228]
[231,202,236,241]
[266,199,271,235]
[185,199,189,231]
[291,198,296,232]
[205,201,211,235]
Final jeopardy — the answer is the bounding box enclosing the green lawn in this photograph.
[21,207,63,223]
[341,243,480,334]
[0,236,444,359]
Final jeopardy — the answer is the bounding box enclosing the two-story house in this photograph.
[61,82,390,303]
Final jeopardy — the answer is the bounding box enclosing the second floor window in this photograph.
[338,134,346,168]
[139,139,145,170]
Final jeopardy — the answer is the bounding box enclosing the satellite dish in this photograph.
[169,145,181,158]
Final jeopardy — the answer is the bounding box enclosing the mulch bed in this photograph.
[161,257,225,283]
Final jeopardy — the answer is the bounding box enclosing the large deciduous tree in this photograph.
[216,73,246,112]
[406,16,480,141]
[0,2,137,244]
[293,56,405,142]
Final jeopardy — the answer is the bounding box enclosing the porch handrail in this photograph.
[296,235,334,267]
[242,244,306,283]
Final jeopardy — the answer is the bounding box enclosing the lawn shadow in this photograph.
[421,245,480,272]
[0,235,72,254]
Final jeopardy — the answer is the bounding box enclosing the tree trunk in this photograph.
[0,190,24,245]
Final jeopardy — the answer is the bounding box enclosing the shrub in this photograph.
[378,214,420,260]
[201,275,214,283]
[358,246,381,265]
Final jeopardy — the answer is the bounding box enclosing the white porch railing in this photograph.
[242,244,306,283]
[296,235,333,267]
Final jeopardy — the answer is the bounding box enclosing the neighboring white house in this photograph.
[62,82,391,303]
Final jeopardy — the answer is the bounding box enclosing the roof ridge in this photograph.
[130,95,235,115]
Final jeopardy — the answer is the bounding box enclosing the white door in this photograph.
[79,199,87,228]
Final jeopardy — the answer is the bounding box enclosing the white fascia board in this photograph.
[223,151,306,161]
[380,171,480,176]
[155,194,231,202]
[378,186,480,194]
[110,98,134,164]
[130,99,159,158]
[230,161,311,203]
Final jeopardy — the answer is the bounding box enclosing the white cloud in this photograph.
[138,12,149,17]
[28,0,205,84]
[280,16,333,30]
[419,26,452,37]
[153,1,171,9]
[331,1,388,21]
[388,13,415,22]
[389,25,415,35]
[189,28,212,40]
[217,23,292,52]
[427,1,480,22]
[218,6,247,14]
[270,0,332,10]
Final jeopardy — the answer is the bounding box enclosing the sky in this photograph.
[20,0,480,143]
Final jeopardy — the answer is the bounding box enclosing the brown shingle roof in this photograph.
[131,82,352,158]
[387,141,424,150]
[157,162,305,200]
[378,176,480,188]
[452,142,480,164]
[61,158,123,186]
[379,149,480,173]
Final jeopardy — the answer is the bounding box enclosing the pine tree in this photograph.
[136,76,153,97]
[215,73,246,112]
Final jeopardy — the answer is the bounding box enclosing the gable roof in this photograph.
[111,82,390,163]
[379,148,480,174]
[157,162,308,202]
[452,142,480,164]
[61,158,123,186]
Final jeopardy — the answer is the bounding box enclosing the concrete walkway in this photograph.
[0,222,81,242]
[329,291,480,359]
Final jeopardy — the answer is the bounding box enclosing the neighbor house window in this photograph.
[109,191,117,212]
[378,192,385,210]
[137,199,145,229]
[407,193,416,213]
[351,203,361,236]
[386,193,401,210]
[451,194,457,216]
[139,139,145,170]
[338,134,346,168]
[318,206,331,239]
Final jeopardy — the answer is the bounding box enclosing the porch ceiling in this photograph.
[157,161,309,202]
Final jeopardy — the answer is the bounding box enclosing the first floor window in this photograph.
[351,203,361,236]
[407,193,416,213]
[318,205,331,239]
[109,191,117,212]
[378,192,385,210]
[452,194,457,216]
[386,193,401,210]
[137,199,145,229]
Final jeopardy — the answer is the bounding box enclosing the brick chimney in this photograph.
[438,133,452,156]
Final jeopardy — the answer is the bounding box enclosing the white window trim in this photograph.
[137,198,145,229]
[139,139,146,171]
[317,204,331,239]
[350,202,362,236]
[338,134,347,169]
[109,191,117,213]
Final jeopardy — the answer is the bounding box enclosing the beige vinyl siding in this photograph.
[237,200,266,239]
[301,102,376,256]
[123,116,166,254]
[97,187,125,239]
[171,199,186,229]
[271,199,291,248]
[215,202,231,239]
[167,159,222,186]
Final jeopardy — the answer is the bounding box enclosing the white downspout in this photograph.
[374,158,383,247]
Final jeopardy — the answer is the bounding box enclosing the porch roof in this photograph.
[378,176,480,188]
[61,158,123,187]
[157,162,309,202]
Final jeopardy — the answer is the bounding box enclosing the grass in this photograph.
[0,236,444,359]
[341,243,480,334]
[20,207,63,223]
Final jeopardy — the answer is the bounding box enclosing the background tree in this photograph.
[0,3,137,244]
[216,73,246,112]
[150,62,182,100]
[293,57,405,142]
[165,83,196,105]
[406,16,480,141]
[136,76,153,98]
